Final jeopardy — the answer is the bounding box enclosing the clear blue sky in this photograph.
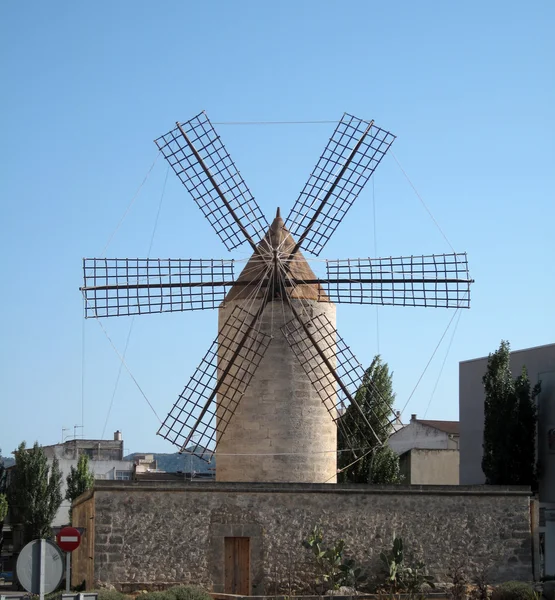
[1,1,554,458]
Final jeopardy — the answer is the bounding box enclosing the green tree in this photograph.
[66,454,94,522]
[370,445,404,484]
[7,442,63,543]
[0,450,8,555]
[0,495,7,522]
[338,355,400,483]
[0,493,7,557]
[482,340,540,486]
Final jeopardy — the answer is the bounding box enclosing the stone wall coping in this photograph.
[208,591,451,600]
[90,480,532,497]
[72,487,94,508]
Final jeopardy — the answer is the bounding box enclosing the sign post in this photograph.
[55,527,82,592]
[16,539,64,599]
[39,539,45,600]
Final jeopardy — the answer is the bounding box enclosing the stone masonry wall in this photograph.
[78,481,533,592]
[217,299,337,484]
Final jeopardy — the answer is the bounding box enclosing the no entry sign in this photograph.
[56,526,81,552]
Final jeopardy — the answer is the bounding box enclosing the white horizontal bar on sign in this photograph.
[60,536,79,542]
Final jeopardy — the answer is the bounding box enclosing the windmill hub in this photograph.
[81,111,472,485]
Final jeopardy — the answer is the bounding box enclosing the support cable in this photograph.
[423,307,464,418]
[399,292,469,415]
[81,317,85,436]
[91,311,162,423]
[100,152,160,257]
[98,164,170,434]
[372,176,380,354]
[212,120,339,126]
[390,150,456,253]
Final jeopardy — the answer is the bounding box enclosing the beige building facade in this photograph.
[399,448,459,485]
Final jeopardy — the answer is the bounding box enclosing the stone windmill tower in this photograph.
[81,111,472,484]
[216,209,338,482]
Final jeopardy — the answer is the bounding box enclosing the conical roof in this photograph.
[224,209,329,302]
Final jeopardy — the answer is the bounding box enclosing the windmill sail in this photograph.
[81,258,236,317]
[281,312,397,453]
[285,113,395,257]
[157,305,272,461]
[320,252,472,308]
[155,111,268,252]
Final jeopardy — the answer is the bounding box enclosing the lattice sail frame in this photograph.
[281,312,398,454]
[82,258,236,317]
[155,111,268,251]
[322,252,471,307]
[157,305,272,461]
[285,113,396,256]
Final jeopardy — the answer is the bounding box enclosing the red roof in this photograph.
[415,420,459,435]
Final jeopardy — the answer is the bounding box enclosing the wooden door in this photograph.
[224,537,250,595]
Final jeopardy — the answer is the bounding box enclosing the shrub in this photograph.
[140,592,177,600]
[96,591,128,600]
[492,581,536,600]
[378,535,435,593]
[302,525,366,592]
[167,586,212,600]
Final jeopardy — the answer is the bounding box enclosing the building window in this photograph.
[116,470,132,480]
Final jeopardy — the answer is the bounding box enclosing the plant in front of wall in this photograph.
[491,581,537,600]
[469,565,492,600]
[402,562,436,595]
[302,525,366,592]
[379,535,435,595]
[379,535,405,592]
[339,557,368,591]
[448,560,469,600]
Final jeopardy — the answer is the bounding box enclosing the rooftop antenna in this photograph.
[80,111,473,470]
[62,427,69,443]
[73,425,83,440]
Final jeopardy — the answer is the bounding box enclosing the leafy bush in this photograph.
[492,581,537,600]
[167,586,212,600]
[140,592,177,600]
[96,590,128,600]
[379,535,435,593]
[302,525,366,592]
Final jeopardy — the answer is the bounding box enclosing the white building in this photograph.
[43,431,133,526]
[389,414,459,454]
[389,415,460,484]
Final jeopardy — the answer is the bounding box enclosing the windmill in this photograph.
[81,112,472,483]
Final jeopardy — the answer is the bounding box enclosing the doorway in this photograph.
[224,537,250,595]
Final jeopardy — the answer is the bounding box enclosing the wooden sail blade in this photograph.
[321,252,472,308]
[81,258,235,318]
[284,113,395,257]
[155,111,268,252]
[157,305,272,461]
[281,312,397,452]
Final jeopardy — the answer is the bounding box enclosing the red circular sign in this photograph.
[56,526,81,552]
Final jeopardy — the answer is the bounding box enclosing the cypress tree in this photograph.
[482,341,540,486]
[338,355,400,483]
